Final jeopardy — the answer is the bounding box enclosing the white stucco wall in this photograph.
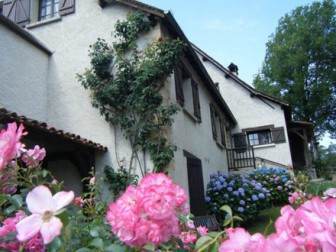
[25,2,162,180]
[197,53,292,167]
[167,58,230,194]
[0,24,49,121]
[20,1,231,198]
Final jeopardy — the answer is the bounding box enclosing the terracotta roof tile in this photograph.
[0,108,107,152]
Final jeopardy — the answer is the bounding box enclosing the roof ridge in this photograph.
[191,43,290,107]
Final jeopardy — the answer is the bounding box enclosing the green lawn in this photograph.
[242,206,282,236]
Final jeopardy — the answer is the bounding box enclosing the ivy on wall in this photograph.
[78,11,185,176]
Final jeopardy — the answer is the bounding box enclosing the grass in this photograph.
[242,206,282,236]
[305,180,336,197]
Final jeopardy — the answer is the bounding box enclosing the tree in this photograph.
[253,0,336,145]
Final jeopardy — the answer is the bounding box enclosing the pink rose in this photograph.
[0,123,27,169]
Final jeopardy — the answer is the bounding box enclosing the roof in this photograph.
[0,108,107,152]
[191,43,292,120]
[0,14,53,55]
[101,0,237,125]
[287,121,313,142]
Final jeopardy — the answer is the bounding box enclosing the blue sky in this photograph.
[141,0,317,84]
[141,0,335,147]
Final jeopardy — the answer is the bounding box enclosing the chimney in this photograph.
[228,63,239,76]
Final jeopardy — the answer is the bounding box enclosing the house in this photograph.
[0,0,241,216]
[193,44,314,176]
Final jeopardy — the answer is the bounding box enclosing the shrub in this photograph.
[205,173,270,224]
[248,167,295,205]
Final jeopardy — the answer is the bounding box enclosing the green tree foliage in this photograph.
[253,0,336,140]
[77,11,185,176]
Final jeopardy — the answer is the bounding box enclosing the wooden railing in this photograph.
[227,147,255,170]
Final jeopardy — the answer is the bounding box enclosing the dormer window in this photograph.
[40,0,59,21]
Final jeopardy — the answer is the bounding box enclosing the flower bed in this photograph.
[0,122,335,251]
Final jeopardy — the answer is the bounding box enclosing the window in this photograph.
[210,104,226,147]
[248,131,272,146]
[234,126,286,148]
[40,0,59,21]
[175,66,201,121]
[1,0,75,26]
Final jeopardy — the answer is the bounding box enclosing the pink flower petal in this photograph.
[52,191,74,211]
[40,217,63,244]
[16,214,43,242]
[26,185,53,214]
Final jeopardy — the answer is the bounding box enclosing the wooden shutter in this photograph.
[191,79,201,120]
[210,104,217,140]
[220,117,226,147]
[187,157,206,216]
[2,0,30,27]
[59,0,75,16]
[233,133,247,148]
[271,127,286,143]
[174,67,184,106]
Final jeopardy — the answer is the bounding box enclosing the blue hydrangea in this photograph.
[258,193,265,199]
[239,200,245,205]
[238,207,244,213]
[224,194,229,198]
[252,195,258,201]
[227,187,233,192]
[205,196,211,202]
[233,191,239,196]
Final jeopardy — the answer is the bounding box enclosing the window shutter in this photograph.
[271,127,286,143]
[233,133,247,148]
[174,67,184,106]
[2,0,30,27]
[210,104,217,140]
[191,80,201,120]
[220,117,226,147]
[59,0,75,16]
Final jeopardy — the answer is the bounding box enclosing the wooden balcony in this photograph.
[227,147,256,170]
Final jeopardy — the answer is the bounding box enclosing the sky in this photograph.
[140,0,335,147]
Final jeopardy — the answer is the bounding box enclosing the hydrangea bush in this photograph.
[205,173,270,223]
[248,167,295,205]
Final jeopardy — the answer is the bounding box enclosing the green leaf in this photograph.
[90,238,103,248]
[47,237,62,252]
[89,226,100,237]
[195,236,212,250]
[207,231,220,238]
[76,248,91,252]
[142,243,155,251]
[220,205,232,216]
[233,216,244,221]
[209,241,220,252]
[223,218,231,227]
[104,244,129,252]
[41,169,49,178]
[4,205,16,215]
[9,194,23,208]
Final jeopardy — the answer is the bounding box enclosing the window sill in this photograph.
[253,143,276,149]
[182,108,201,123]
[26,16,62,29]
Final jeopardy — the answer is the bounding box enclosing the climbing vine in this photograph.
[78,11,185,176]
